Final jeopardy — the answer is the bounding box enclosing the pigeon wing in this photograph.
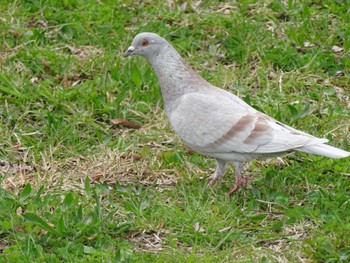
[169,89,324,155]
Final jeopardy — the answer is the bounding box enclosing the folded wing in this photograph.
[169,88,349,158]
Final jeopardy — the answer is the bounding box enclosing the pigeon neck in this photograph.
[147,44,207,104]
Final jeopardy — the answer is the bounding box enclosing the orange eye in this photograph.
[141,40,149,47]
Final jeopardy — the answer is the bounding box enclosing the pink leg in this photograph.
[227,162,251,195]
[207,159,227,187]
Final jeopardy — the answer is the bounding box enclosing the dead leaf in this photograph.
[110,118,142,129]
[131,153,142,161]
[180,2,187,11]
[194,222,205,233]
[218,226,232,233]
[303,41,315,48]
[331,45,343,53]
[335,71,344,77]
[30,77,39,84]
[187,149,196,155]
[268,71,276,79]
[91,172,103,182]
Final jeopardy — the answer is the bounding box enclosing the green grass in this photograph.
[1,0,350,262]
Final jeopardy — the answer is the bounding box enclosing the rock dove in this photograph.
[123,32,350,194]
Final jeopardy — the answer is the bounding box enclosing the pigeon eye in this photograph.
[141,40,149,47]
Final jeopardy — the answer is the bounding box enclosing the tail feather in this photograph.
[297,143,350,158]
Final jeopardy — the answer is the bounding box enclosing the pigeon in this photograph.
[123,32,350,194]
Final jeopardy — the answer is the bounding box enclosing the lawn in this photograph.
[0,0,350,262]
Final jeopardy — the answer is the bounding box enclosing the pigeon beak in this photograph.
[123,46,135,57]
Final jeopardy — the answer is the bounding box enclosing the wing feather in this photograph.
[169,88,325,156]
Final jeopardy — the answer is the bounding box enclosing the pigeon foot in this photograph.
[227,175,252,195]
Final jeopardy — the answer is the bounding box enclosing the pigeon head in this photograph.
[123,32,167,59]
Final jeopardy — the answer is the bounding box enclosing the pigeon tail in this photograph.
[297,143,350,158]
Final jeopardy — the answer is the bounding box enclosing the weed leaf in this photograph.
[23,213,60,236]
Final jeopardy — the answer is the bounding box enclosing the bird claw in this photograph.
[207,177,218,188]
[227,185,239,195]
[237,175,252,186]
[227,175,252,195]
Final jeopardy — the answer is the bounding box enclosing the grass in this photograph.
[1,0,350,262]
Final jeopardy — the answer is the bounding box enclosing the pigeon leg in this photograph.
[207,159,227,187]
[227,162,251,195]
